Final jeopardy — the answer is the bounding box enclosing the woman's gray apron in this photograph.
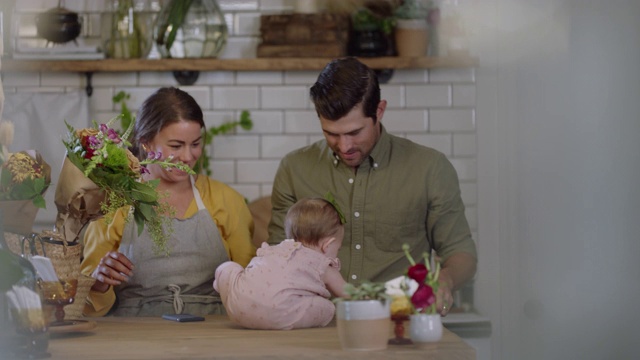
[113,176,229,316]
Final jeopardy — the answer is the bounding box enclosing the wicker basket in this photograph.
[4,231,82,282]
[64,274,96,320]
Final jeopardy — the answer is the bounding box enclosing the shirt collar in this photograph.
[328,124,392,170]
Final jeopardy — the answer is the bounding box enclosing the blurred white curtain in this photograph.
[2,91,90,227]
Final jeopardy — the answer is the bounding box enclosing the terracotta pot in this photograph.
[395,19,429,57]
[336,300,390,351]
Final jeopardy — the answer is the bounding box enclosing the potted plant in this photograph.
[348,3,396,57]
[393,0,431,57]
[334,281,391,351]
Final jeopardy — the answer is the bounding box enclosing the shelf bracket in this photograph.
[85,72,94,97]
[374,69,394,84]
[173,71,200,86]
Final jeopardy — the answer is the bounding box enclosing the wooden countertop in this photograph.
[45,315,476,359]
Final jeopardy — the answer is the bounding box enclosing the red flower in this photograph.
[411,284,436,310]
[80,136,96,160]
[407,263,428,284]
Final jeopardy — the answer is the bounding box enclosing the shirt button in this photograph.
[373,163,379,168]
[348,178,354,184]
[355,244,361,250]
[351,274,358,280]
[354,212,360,218]
[333,160,338,165]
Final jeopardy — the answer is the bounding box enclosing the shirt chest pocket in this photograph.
[374,210,425,252]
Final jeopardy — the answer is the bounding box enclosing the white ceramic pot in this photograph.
[409,313,443,343]
[336,300,390,351]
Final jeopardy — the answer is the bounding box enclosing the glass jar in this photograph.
[154,0,228,58]
[101,0,159,58]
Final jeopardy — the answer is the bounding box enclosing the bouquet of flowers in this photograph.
[55,116,193,253]
[401,243,441,314]
[0,121,52,236]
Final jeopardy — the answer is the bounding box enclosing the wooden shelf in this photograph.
[1,56,478,73]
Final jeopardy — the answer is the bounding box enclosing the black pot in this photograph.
[35,7,82,44]
[347,29,392,57]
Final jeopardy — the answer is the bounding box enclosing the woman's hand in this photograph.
[90,251,134,293]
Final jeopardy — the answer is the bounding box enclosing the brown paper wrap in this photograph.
[54,157,106,243]
[0,150,52,235]
[0,200,39,236]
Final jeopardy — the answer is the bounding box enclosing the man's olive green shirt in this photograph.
[268,126,477,283]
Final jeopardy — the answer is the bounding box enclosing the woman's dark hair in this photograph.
[310,57,381,122]
[132,87,204,159]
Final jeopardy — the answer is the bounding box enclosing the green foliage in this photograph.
[394,0,430,19]
[112,91,134,137]
[62,118,193,256]
[351,8,396,35]
[324,191,346,224]
[155,0,194,57]
[196,110,253,176]
[335,281,390,302]
[0,152,49,208]
[0,249,25,292]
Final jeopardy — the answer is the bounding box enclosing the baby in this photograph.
[213,197,347,330]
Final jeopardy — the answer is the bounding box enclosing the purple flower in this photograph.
[146,151,163,160]
[87,135,102,149]
[106,128,121,143]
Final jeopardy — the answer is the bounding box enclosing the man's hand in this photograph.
[434,252,477,316]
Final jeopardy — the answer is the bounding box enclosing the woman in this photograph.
[81,87,255,317]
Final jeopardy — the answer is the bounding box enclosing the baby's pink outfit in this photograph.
[214,239,339,330]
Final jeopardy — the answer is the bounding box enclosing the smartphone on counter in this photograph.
[162,314,205,322]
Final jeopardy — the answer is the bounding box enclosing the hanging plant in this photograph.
[195,110,253,176]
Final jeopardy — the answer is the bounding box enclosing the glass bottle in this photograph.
[102,0,159,58]
[154,0,228,58]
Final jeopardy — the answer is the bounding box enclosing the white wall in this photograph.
[475,0,640,358]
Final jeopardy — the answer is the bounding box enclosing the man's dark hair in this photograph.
[310,57,381,123]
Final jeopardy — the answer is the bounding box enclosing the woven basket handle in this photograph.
[21,233,47,258]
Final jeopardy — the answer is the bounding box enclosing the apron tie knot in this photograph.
[168,284,184,314]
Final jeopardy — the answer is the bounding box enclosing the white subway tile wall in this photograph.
[5,0,478,236]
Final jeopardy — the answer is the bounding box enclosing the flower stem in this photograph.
[402,244,416,266]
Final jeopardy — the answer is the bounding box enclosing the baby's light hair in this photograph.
[284,198,343,246]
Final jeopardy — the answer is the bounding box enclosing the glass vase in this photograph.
[101,0,158,59]
[154,0,228,59]
[409,313,443,343]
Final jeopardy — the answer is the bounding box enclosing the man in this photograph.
[268,57,477,316]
